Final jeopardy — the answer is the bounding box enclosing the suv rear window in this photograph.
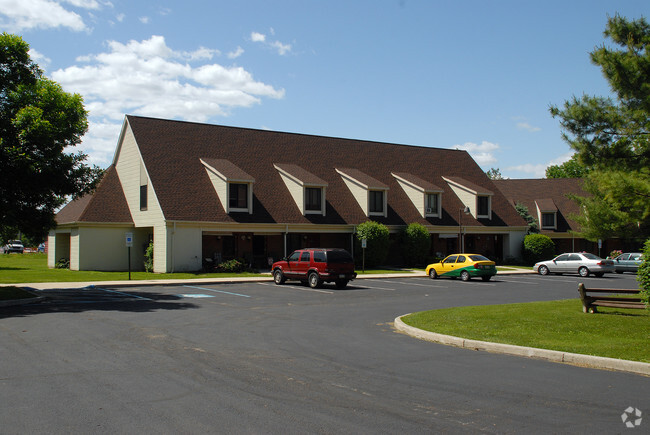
[313,251,326,262]
[326,250,353,263]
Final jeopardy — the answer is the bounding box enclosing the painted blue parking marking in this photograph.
[183,285,251,298]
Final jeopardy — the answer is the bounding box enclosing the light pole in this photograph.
[458,206,470,252]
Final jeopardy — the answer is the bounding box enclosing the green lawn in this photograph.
[402,299,650,363]
[0,253,410,284]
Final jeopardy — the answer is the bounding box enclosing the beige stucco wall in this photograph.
[278,171,305,214]
[76,226,132,271]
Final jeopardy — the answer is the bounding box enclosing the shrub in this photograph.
[609,249,623,259]
[55,258,69,269]
[355,221,390,268]
[636,239,650,307]
[215,258,246,273]
[144,241,154,272]
[522,234,555,265]
[400,223,431,267]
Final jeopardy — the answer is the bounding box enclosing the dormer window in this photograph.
[305,187,322,212]
[535,199,558,230]
[274,164,327,216]
[477,195,490,217]
[392,172,443,218]
[229,183,249,210]
[336,168,389,218]
[200,158,254,214]
[443,176,493,220]
[369,190,385,214]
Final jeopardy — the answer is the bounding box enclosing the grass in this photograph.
[402,299,650,363]
[0,253,404,285]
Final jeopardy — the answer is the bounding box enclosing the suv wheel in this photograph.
[273,269,286,285]
[335,279,348,289]
[308,272,322,288]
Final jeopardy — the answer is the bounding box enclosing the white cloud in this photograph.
[250,32,266,43]
[516,121,541,132]
[506,152,574,178]
[228,46,244,59]
[52,35,285,167]
[29,48,51,68]
[0,0,87,31]
[139,16,150,24]
[251,30,292,55]
[452,141,499,166]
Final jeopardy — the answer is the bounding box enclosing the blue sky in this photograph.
[1,1,648,177]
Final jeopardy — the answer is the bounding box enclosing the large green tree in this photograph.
[550,15,650,242]
[0,33,102,242]
[545,154,591,178]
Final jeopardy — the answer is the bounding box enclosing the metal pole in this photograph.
[128,246,131,280]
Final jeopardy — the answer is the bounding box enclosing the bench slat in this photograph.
[577,282,646,313]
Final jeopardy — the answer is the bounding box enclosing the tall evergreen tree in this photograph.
[550,15,650,241]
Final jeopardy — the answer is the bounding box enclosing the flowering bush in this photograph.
[609,249,623,259]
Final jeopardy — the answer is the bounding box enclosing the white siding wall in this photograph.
[446,184,477,218]
[395,179,424,217]
[278,172,305,214]
[115,125,166,228]
[115,123,167,272]
[69,228,80,270]
[341,177,368,216]
[205,168,228,212]
[504,230,526,259]
[47,232,56,268]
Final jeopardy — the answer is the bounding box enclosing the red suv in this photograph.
[272,248,357,289]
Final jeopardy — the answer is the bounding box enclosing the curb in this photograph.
[394,315,650,376]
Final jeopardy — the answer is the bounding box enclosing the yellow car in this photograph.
[426,253,497,281]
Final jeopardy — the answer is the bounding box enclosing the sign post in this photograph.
[125,232,133,280]
[361,238,367,273]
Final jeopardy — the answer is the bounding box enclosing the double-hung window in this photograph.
[305,187,322,212]
[369,190,384,214]
[229,183,248,210]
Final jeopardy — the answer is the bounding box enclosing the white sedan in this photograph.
[533,253,615,277]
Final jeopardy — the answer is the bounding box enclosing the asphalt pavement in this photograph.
[1,271,648,433]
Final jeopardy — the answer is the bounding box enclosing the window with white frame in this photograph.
[541,212,556,229]
[477,195,490,217]
[425,193,439,215]
[305,187,322,212]
[369,190,385,214]
[229,183,249,210]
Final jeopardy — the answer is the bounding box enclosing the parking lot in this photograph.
[1,273,648,433]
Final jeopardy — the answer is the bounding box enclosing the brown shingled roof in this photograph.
[125,115,524,228]
[493,178,586,233]
[392,172,443,192]
[201,158,255,182]
[274,163,327,186]
[56,165,133,225]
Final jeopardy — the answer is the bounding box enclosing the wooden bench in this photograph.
[577,283,646,313]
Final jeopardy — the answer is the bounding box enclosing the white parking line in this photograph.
[183,285,251,298]
[256,282,334,294]
[389,280,445,288]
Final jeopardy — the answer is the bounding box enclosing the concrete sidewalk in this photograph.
[2,268,534,290]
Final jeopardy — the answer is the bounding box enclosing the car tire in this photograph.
[428,269,438,279]
[538,265,549,276]
[273,269,286,285]
[578,266,590,277]
[335,280,348,289]
[460,270,470,281]
[308,272,322,288]
[481,275,492,281]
